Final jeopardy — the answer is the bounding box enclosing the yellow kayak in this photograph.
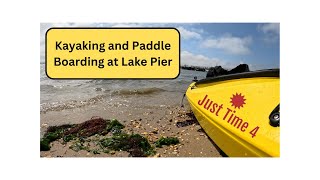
[186,69,280,157]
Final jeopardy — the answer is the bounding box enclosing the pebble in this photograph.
[41,123,48,127]
[153,153,161,157]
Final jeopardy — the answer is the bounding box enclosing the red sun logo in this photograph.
[230,93,246,109]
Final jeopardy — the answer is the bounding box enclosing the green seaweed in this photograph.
[40,138,50,151]
[45,131,61,142]
[41,124,75,151]
[100,133,130,151]
[106,119,125,133]
[130,134,152,152]
[92,149,100,154]
[40,129,64,151]
[41,117,180,157]
[100,133,155,157]
[155,137,179,148]
[63,134,76,142]
[69,140,90,152]
[103,149,110,153]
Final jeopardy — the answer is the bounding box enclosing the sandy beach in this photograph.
[40,103,223,157]
[40,64,225,157]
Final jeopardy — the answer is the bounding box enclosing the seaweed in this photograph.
[92,149,100,154]
[154,137,179,147]
[41,116,180,157]
[63,134,76,142]
[100,133,155,157]
[40,138,50,151]
[62,118,124,137]
[64,117,110,137]
[40,129,65,151]
[69,140,90,152]
[41,124,76,151]
[100,133,130,151]
[45,124,74,135]
[41,117,123,151]
[106,119,125,133]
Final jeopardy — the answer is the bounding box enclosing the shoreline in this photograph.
[40,104,223,157]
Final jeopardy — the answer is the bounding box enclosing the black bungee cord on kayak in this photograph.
[180,94,186,107]
[181,76,199,107]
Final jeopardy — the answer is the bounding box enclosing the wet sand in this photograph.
[40,102,223,157]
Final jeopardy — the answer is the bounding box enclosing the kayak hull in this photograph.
[186,70,280,157]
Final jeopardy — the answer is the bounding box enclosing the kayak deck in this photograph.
[186,69,280,157]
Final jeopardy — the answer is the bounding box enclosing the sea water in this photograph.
[40,63,206,114]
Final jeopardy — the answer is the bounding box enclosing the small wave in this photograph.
[111,87,165,96]
[40,84,55,89]
[40,94,108,113]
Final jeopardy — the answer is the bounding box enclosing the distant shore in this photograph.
[181,65,208,72]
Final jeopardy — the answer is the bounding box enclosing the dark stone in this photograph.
[176,119,198,128]
[206,64,250,78]
[206,66,228,78]
[228,64,250,74]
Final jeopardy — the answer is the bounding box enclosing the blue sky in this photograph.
[40,23,279,70]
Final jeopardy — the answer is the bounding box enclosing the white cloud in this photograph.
[177,26,202,40]
[201,35,252,55]
[258,23,279,43]
[181,51,260,70]
[258,23,279,34]
[181,51,246,69]
[40,23,96,62]
[181,51,221,67]
[107,23,169,28]
[111,23,141,27]
[108,25,203,40]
